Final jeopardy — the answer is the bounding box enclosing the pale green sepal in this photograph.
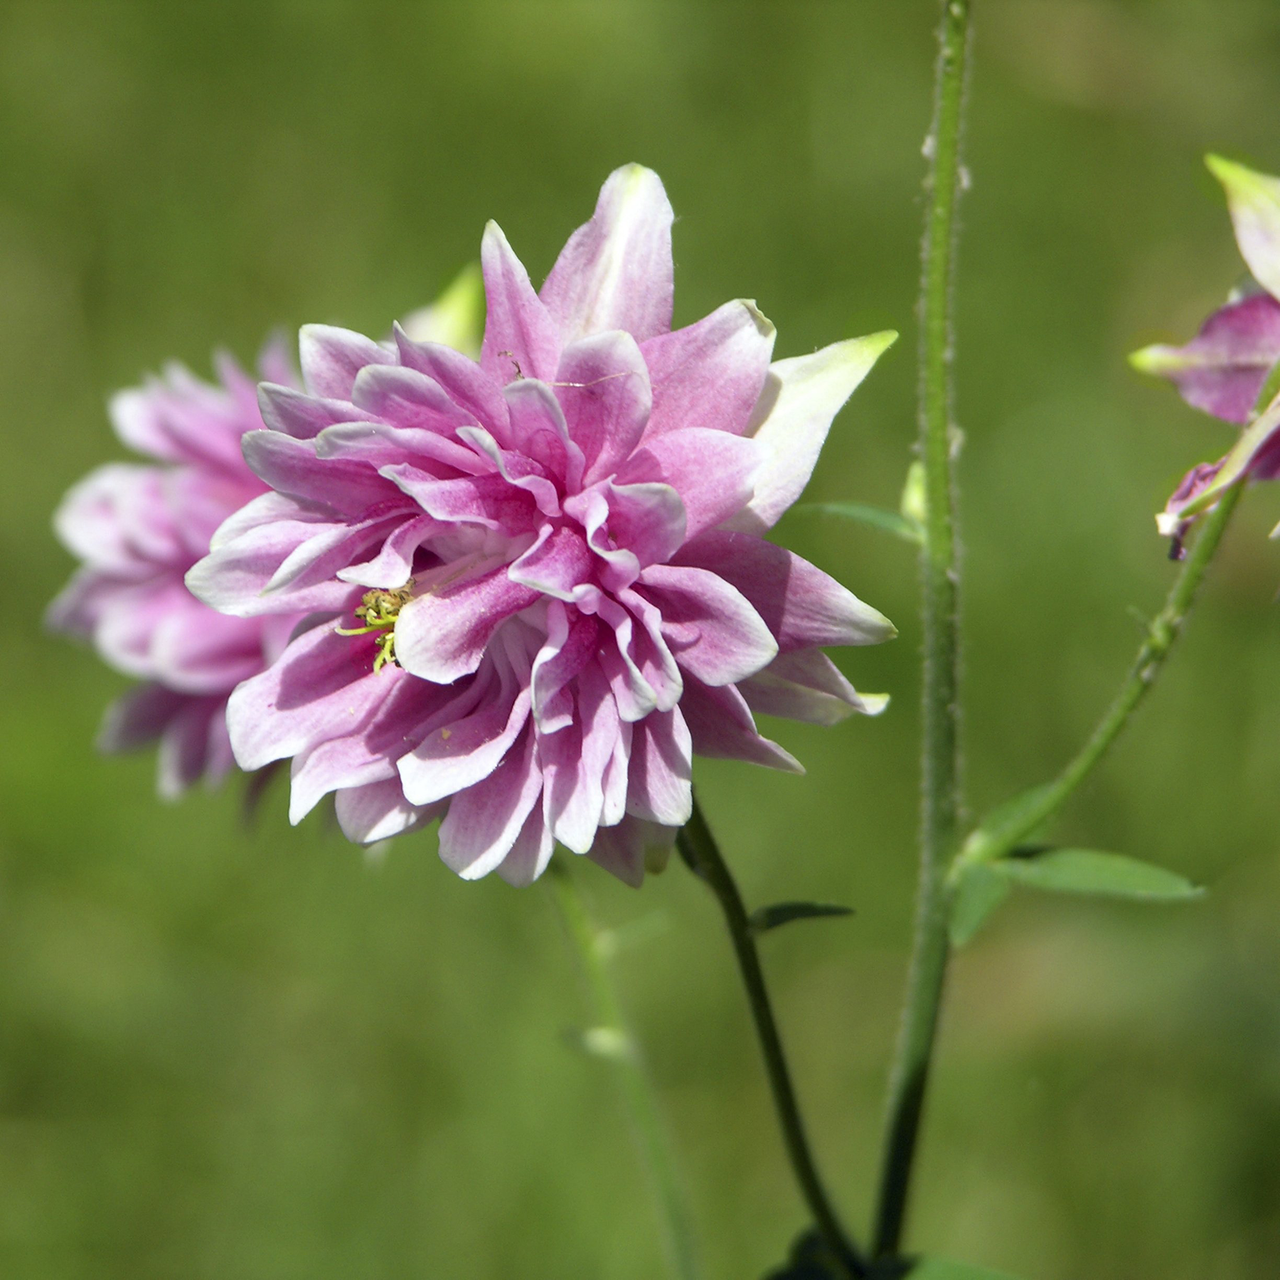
[995,848,1203,901]
[1129,342,1198,377]
[949,863,1011,947]
[1207,154,1280,300]
[739,330,898,530]
[899,459,927,528]
[956,781,1057,867]
[907,1257,1022,1280]
[398,262,484,358]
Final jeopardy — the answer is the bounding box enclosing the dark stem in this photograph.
[677,797,867,1279]
[871,0,973,1262]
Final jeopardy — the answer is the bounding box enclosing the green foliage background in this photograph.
[3,2,1280,1276]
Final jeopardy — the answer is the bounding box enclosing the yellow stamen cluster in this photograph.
[336,582,414,673]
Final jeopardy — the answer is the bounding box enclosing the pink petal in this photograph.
[258,383,378,439]
[480,222,561,386]
[395,568,540,684]
[299,324,395,399]
[625,707,692,826]
[380,465,540,533]
[437,723,544,880]
[640,300,775,439]
[397,673,532,807]
[674,530,895,650]
[393,325,512,439]
[226,622,400,770]
[531,604,602,733]
[614,428,760,539]
[554,331,652,483]
[636,563,778,686]
[508,524,595,600]
[1132,293,1280,425]
[541,164,674,344]
[335,779,443,844]
[739,648,887,724]
[495,807,556,887]
[242,430,404,516]
[678,679,802,773]
[504,378,585,490]
[588,816,676,888]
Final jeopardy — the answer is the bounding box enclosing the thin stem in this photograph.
[872,0,972,1261]
[546,861,702,1280]
[676,798,866,1279]
[952,475,1244,873]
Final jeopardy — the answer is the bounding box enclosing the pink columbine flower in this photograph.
[49,273,486,796]
[1132,156,1280,548]
[48,340,305,796]
[187,165,897,886]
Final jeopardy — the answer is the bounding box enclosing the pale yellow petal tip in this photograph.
[860,693,891,717]
[1129,343,1181,375]
[1206,153,1279,203]
[738,299,777,339]
[1156,510,1181,537]
[857,329,900,360]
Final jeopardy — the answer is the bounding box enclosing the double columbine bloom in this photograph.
[47,342,305,795]
[56,165,897,887]
[1133,157,1280,546]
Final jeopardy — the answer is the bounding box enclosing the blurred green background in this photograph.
[4,1,1280,1276]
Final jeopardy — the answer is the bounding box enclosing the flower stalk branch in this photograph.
[871,0,972,1262]
[547,861,701,1280]
[676,797,866,1279]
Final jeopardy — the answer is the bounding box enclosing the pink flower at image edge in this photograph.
[189,164,898,887]
[48,341,304,797]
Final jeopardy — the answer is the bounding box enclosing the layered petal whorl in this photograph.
[49,341,305,796]
[189,165,896,883]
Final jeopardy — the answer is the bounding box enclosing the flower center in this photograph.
[336,582,414,673]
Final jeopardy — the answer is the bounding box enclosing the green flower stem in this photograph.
[676,798,866,1279]
[546,861,702,1280]
[951,474,1244,878]
[871,0,972,1262]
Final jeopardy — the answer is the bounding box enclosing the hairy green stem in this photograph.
[952,474,1244,876]
[677,798,865,1279]
[546,861,702,1280]
[871,0,972,1261]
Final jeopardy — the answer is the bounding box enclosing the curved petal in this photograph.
[624,707,692,826]
[437,723,544,880]
[395,568,540,683]
[335,779,443,844]
[733,331,898,530]
[615,428,760,539]
[299,324,395,399]
[675,529,895,650]
[640,299,775,439]
[678,678,802,773]
[541,164,674,344]
[480,221,561,385]
[555,331,653,483]
[739,648,888,725]
[637,563,778,686]
[1209,154,1280,301]
[1130,292,1280,424]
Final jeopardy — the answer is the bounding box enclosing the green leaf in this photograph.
[794,501,924,544]
[906,1256,1022,1279]
[949,863,1011,947]
[995,848,1204,901]
[750,901,854,934]
[959,782,1058,864]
